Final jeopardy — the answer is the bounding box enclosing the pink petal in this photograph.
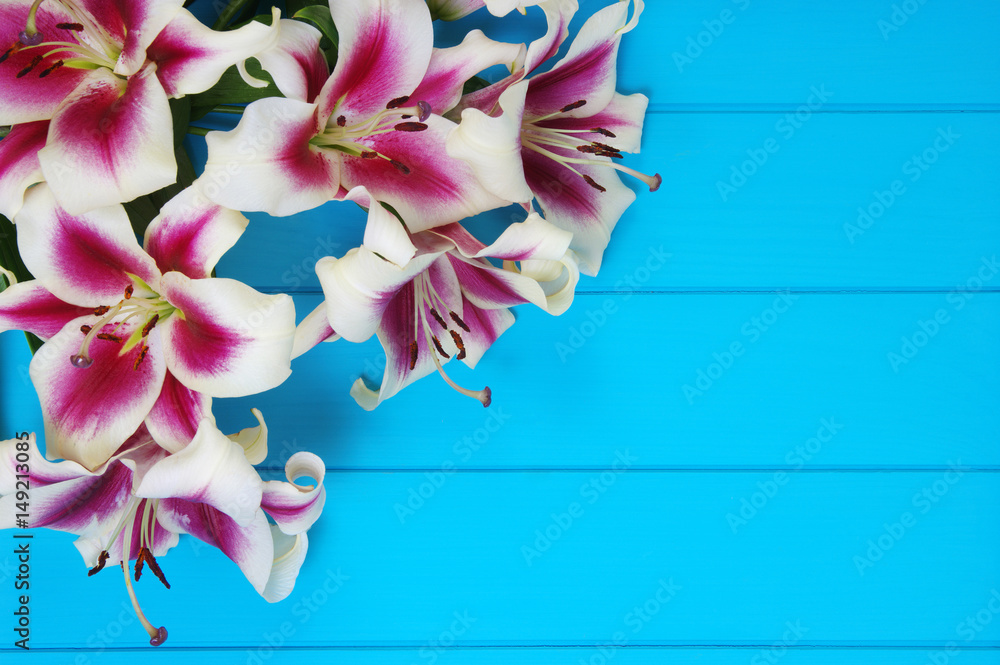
[453,295,514,368]
[538,91,648,154]
[0,120,47,219]
[143,183,248,280]
[262,452,326,535]
[156,501,273,595]
[410,30,525,115]
[38,65,176,214]
[0,2,90,124]
[202,98,339,216]
[446,253,543,309]
[256,18,329,102]
[523,0,636,119]
[317,0,433,121]
[15,185,161,307]
[102,0,185,78]
[0,280,91,340]
[157,272,295,398]
[30,322,167,470]
[523,144,635,275]
[144,371,214,454]
[523,0,577,75]
[291,302,340,360]
[341,114,507,231]
[147,7,280,97]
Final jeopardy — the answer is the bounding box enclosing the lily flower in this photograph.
[0,422,327,646]
[0,183,295,469]
[0,0,281,213]
[203,0,521,230]
[315,187,579,409]
[447,0,660,275]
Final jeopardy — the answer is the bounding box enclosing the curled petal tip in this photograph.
[649,173,662,192]
[150,627,168,646]
[19,30,43,46]
[417,100,432,123]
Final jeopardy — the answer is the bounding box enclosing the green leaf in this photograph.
[463,76,492,96]
[294,5,339,52]
[188,59,282,121]
[287,0,328,17]
[212,0,260,30]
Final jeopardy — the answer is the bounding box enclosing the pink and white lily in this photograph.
[0,422,326,645]
[0,0,281,215]
[447,0,659,275]
[0,183,295,469]
[203,0,521,230]
[315,187,579,409]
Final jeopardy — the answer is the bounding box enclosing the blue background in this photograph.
[2,0,999,662]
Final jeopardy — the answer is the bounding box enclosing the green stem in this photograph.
[187,126,211,136]
[0,126,10,139]
[212,105,246,115]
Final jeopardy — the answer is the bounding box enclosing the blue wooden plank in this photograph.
[199,291,1000,469]
[6,470,998,649]
[4,290,999,468]
[204,112,1000,292]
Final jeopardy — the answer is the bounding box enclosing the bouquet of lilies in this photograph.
[0,0,656,645]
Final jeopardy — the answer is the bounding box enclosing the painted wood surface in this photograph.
[1,0,997,663]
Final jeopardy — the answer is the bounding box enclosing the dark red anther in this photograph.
[591,127,617,138]
[141,548,170,589]
[560,100,587,113]
[449,311,471,333]
[583,175,607,192]
[409,341,418,370]
[133,344,149,370]
[394,122,428,132]
[142,314,159,337]
[16,55,43,78]
[57,22,84,31]
[88,551,110,577]
[0,43,22,66]
[124,284,133,299]
[594,142,622,154]
[38,59,63,78]
[360,151,379,159]
[390,160,410,175]
[429,308,447,329]
[93,305,110,315]
[577,145,601,154]
[450,330,466,360]
[336,115,346,127]
[598,150,624,160]
[431,336,450,359]
[80,325,93,334]
[97,333,123,343]
[386,96,410,109]
[134,548,146,581]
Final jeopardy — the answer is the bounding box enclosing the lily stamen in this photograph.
[121,562,168,647]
